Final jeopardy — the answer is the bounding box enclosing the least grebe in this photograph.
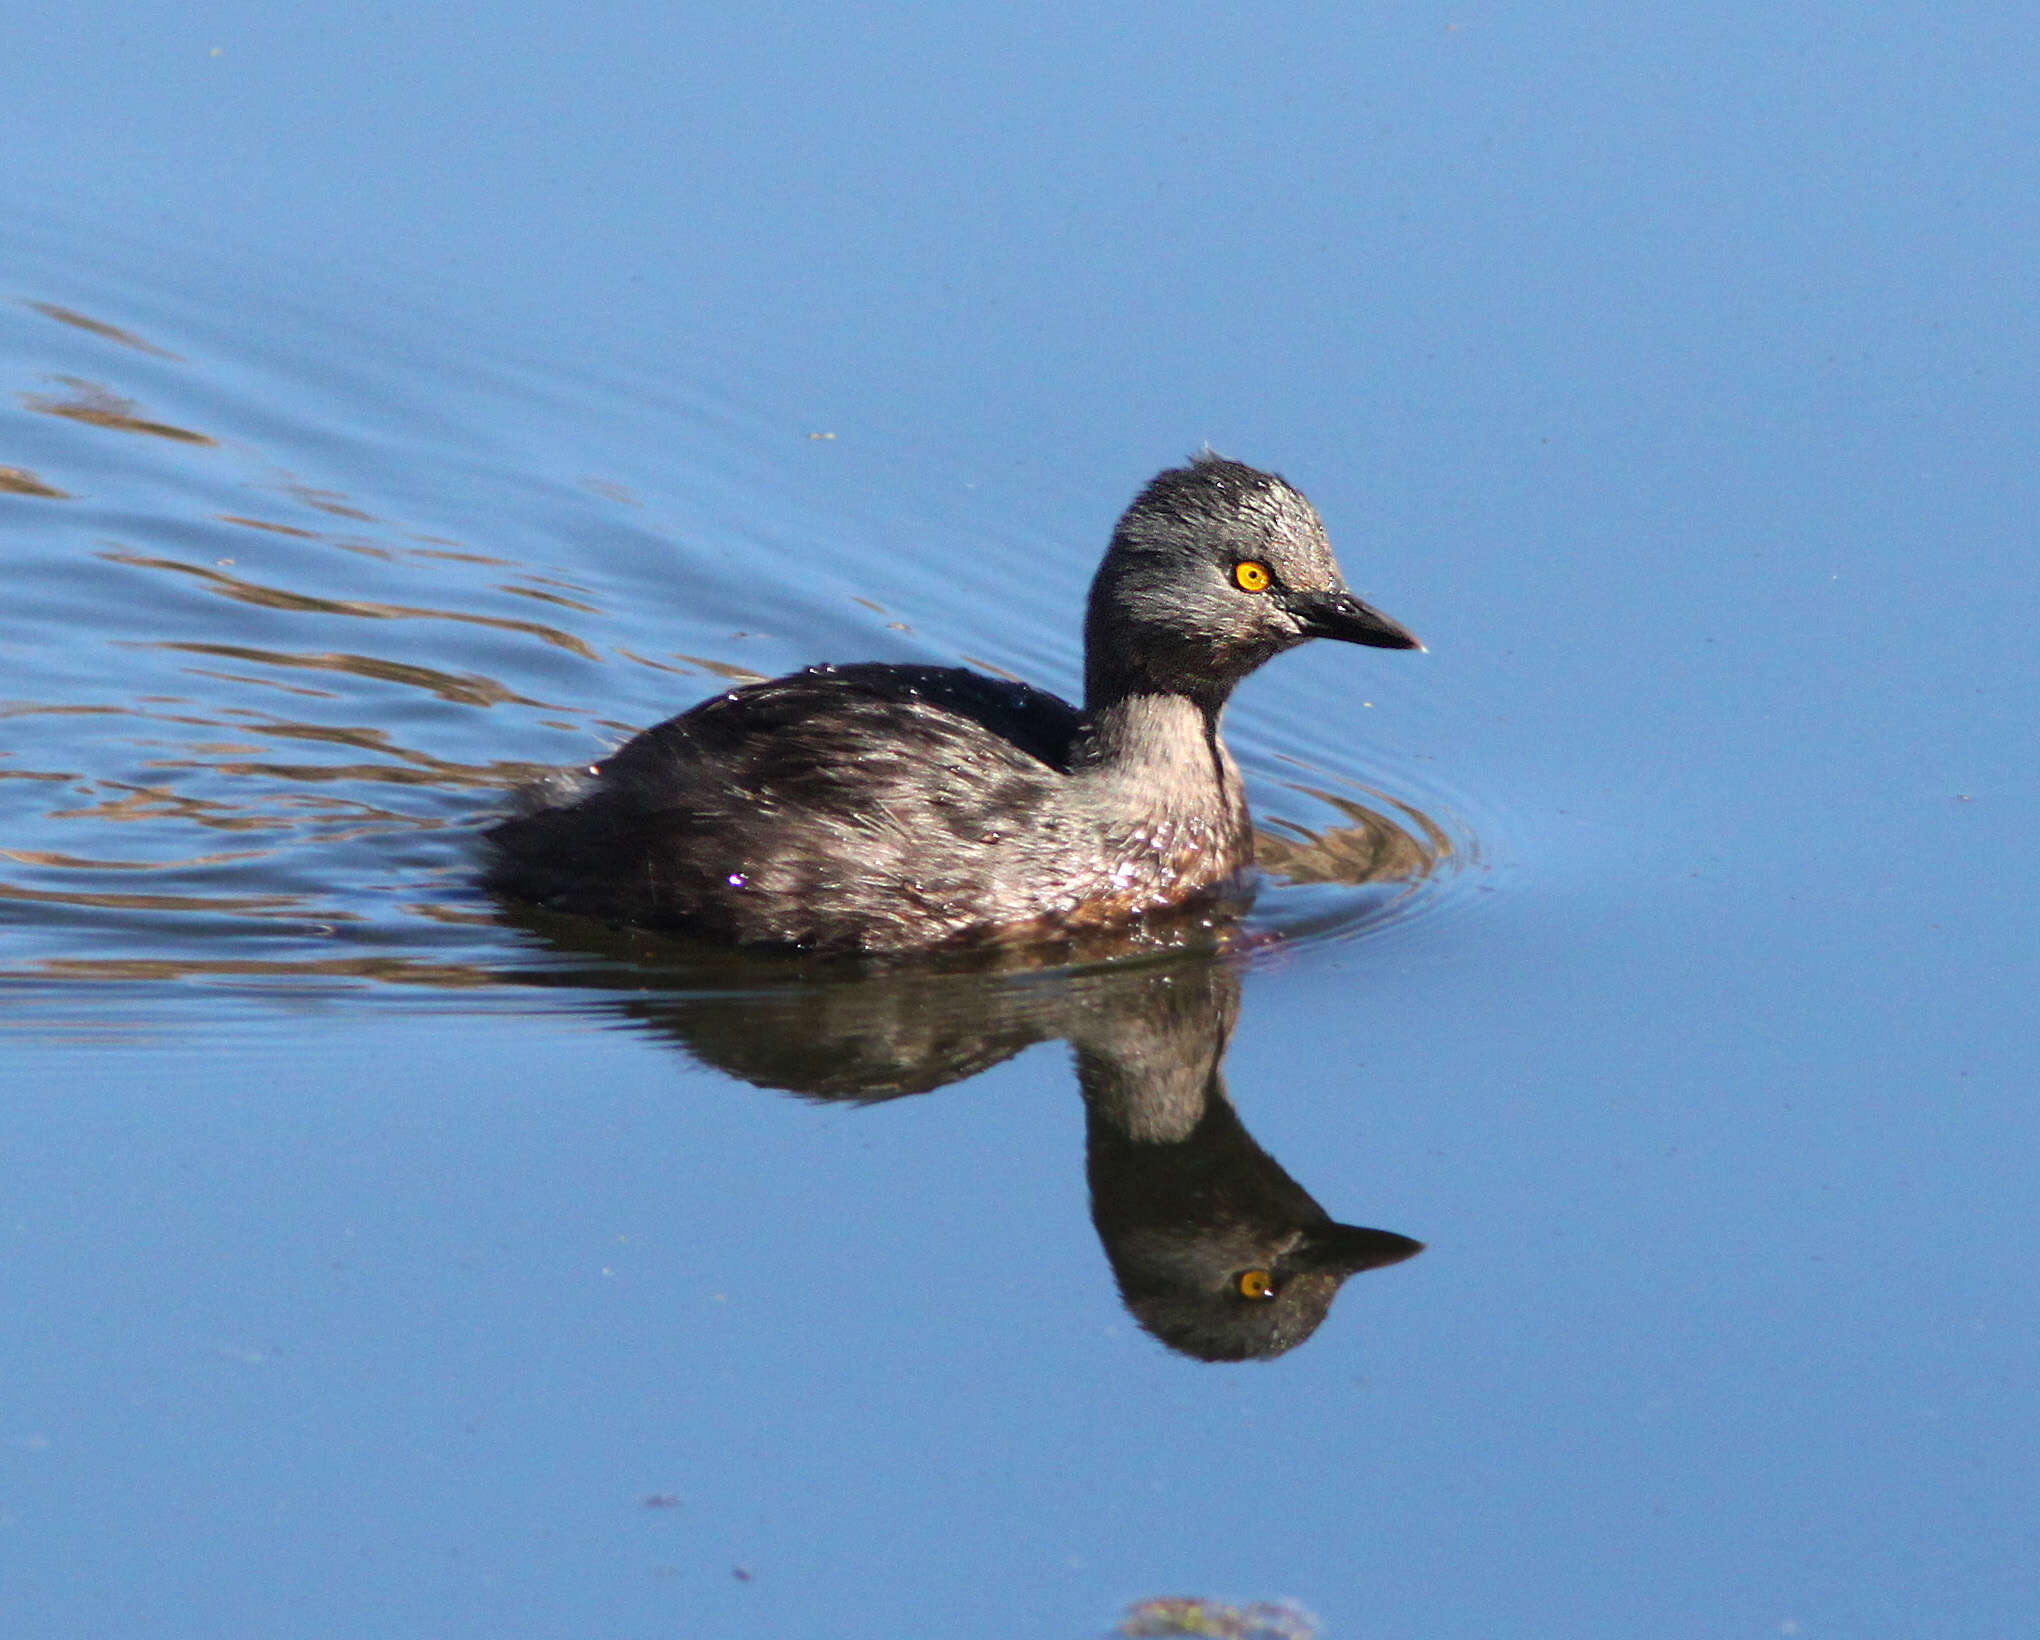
[483,454,1420,952]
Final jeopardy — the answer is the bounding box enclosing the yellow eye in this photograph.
[1232,560,1273,593]
[1236,1269,1276,1300]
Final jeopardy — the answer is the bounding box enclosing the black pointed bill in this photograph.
[1280,586,1424,651]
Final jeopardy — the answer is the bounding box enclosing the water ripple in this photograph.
[0,230,1493,1024]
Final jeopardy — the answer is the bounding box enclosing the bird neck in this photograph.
[1073,691,1247,842]
[1084,646,1241,721]
[1077,690,1223,770]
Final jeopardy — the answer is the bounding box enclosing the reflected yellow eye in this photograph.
[1232,560,1272,593]
[1236,1269,1277,1300]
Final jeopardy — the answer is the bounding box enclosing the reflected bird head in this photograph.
[1106,1217,1423,1363]
[1077,960,1423,1362]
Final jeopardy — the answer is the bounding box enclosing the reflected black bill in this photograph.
[1292,1223,1427,1275]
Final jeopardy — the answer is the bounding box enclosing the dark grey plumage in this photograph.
[482,454,1419,953]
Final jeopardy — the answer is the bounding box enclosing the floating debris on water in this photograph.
[1118,1595,1319,1640]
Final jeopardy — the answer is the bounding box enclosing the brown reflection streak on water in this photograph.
[47,779,325,831]
[669,652,769,683]
[100,550,602,659]
[217,515,322,540]
[0,846,270,871]
[21,379,214,445]
[0,465,69,497]
[145,641,548,709]
[0,704,127,721]
[612,647,697,676]
[219,513,510,567]
[497,584,605,615]
[156,757,537,789]
[401,543,515,566]
[149,714,546,787]
[177,670,340,701]
[46,765,496,828]
[24,301,183,361]
[13,693,546,834]
[28,956,497,986]
[1255,786,1455,890]
[281,484,375,522]
[402,902,503,926]
[0,880,307,914]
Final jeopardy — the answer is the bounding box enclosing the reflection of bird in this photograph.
[496,910,1423,1362]
[484,455,1419,953]
[1076,964,1422,1362]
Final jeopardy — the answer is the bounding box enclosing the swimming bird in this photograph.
[482,453,1420,953]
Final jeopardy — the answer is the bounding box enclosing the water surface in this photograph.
[4,9,2037,1638]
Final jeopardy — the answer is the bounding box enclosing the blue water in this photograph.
[4,7,2036,1638]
